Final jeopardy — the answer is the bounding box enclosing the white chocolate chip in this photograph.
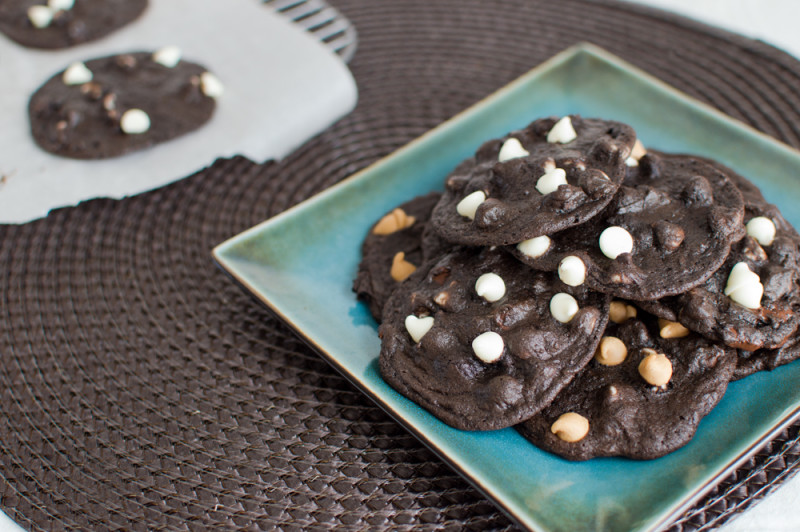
[724,262,763,309]
[746,216,776,246]
[546,116,577,144]
[48,0,74,11]
[200,72,224,98]
[152,46,183,68]
[599,226,634,259]
[405,315,434,343]
[558,255,586,287]
[28,5,53,28]
[62,62,93,85]
[498,138,529,162]
[638,351,673,386]
[472,331,504,363]
[550,293,579,323]
[536,166,568,195]
[517,235,550,258]
[475,273,506,303]
[120,109,151,135]
[550,412,589,442]
[456,190,486,220]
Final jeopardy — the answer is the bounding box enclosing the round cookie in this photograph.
[517,316,736,460]
[510,151,745,301]
[379,246,610,431]
[29,51,220,159]
[353,192,442,322]
[0,0,147,50]
[649,160,800,352]
[430,116,637,246]
[668,235,800,351]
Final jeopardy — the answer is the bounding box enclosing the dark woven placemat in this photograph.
[3,1,800,530]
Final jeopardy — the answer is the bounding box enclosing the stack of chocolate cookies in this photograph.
[353,116,800,460]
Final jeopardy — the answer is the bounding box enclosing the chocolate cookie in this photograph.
[0,0,147,50]
[29,51,220,159]
[655,163,800,351]
[379,246,610,431]
[353,192,442,322]
[510,152,745,300]
[734,334,800,380]
[430,116,637,246]
[517,316,736,460]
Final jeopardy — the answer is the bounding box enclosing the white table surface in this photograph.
[1,1,800,530]
[629,2,800,531]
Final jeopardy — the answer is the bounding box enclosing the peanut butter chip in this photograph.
[609,301,637,324]
[390,252,416,282]
[595,336,627,366]
[373,208,416,235]
[551,412,589,442]
[658,318,690,339]
[638,350,673,386]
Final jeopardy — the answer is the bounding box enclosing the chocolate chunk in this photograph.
[353,192,442,322]
[379,247,610,431]
[510,152,745,300]
[0,0,147,50]
[430,116,637,246]
[517,316,736,460]
[29,51,217,159]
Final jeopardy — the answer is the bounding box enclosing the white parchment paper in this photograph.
[0,0,358,223]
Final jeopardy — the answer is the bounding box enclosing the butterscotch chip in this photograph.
[354,192,442,322]
[373,208,416,235]
[631,139,647,160]
[639,350,672,386]
[658,318,690,339]
[609,301,637,324]
[594,336,627,366]
[390,252,416,282]
[551,412,589,442]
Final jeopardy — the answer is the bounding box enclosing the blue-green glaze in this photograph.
[214,44,800,532]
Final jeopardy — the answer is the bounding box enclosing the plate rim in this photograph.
[213,42,800,532]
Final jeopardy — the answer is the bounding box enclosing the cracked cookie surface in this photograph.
[379,246,609,431]
[431,116,636,246]
[510,152,745,301]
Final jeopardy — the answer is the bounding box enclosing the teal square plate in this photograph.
[213,44,800,531]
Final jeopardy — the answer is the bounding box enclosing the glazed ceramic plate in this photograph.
[213,44,800,531]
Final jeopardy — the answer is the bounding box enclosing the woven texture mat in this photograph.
[3,1,800,530]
